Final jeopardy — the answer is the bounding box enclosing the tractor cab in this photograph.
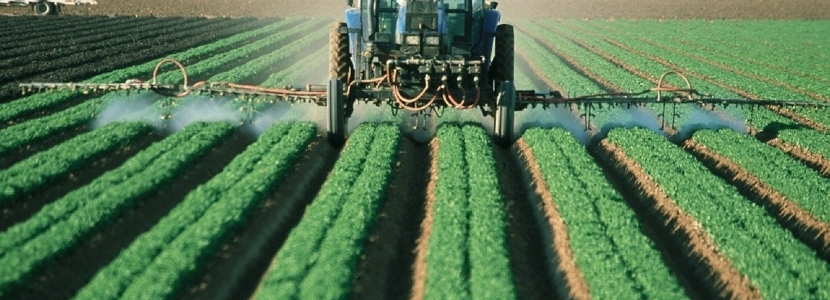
[344,0,501,81]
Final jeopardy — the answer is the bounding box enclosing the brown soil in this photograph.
[593,139,762,300]
[0,130,159,232]
[5,128,253,300]
[515,139,591,300]
[763,137,830,178]
[350,137,428,300]
[493,143,558,300]
[682,140,830,260]
[179,137,338,300]
[4,0,830,19]
[409,139,438,300]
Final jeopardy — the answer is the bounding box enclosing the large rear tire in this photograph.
[489,24,514,89]
[328,22,351,147]
[494,81,516,148]
[33,1,57,16]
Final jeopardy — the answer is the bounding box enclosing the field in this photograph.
[1,13,830,300]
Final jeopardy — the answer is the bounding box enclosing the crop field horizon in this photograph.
[1,15,829,299]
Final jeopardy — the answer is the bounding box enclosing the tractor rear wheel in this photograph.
[489,24,514,90]
[494,81,516,148]
[33,1,57,16]
[327,22,351,147]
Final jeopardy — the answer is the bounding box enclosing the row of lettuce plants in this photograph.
[422,124,516,300]
[693,129,830,222]
[567,20,830,127]
[0,18,300,124]
[600,20,830,101]
[255,123,400,299]
[0,122,234,296]
[75,122,316,299]
[0,122,152,204]
[535,20,830,161]
[607,128,830,299]
[0,19,317,157]
[523,127,687,299]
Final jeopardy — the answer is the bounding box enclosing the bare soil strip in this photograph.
[350,137,428,299]
[409,139,439,300]
[550,21,830,133]
[5,128,253,300]
[515,139,591,300]
[682,140,830,260]
[179,137,339,300]
[533,21,830,179]
[493,143,559,300]
[0,130,160,232]
[593,139,762,300]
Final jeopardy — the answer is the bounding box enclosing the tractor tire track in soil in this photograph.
[4,128,254,300]
[350,137,428,300]
[0,130,160,232]
[592,139,762,300]
[409,139,438,300]
[551,20,830,133]
[179,137,340,300]
[682,140,830,261]
[530,20,830,180]
[496,143,559,300]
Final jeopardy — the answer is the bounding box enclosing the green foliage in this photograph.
[608,128,830,299]
[0,122,151,204]
[255,123,400,300]
[424,124,516,300]
[0,122,233,297]
[694,129,830,222]
[523,127,686,299]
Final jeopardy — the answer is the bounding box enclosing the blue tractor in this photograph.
[328,0,516,146]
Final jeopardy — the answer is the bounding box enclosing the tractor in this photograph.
[18,1,829,147]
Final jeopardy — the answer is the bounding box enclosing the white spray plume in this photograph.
[515,106,591,145]
[674,106,747,141]
[168,96,241,133]
[597,106,665,141]
[93,93,163,129]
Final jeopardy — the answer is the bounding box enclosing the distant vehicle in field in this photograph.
[0,0,97,16]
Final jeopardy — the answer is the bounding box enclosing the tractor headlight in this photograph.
[405,34,421,46]
[424,35,441,46]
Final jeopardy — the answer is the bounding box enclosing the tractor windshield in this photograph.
[443,0,469,41]
[377,0,399,34]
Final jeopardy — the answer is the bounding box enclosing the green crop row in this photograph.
[0,18,301,124]
[514,30,603,97]
[536,20,830,162]
[569,20,830,127]
[0,19,318,157]
[424,124,516,300]
[75,122,316,299]
[607,128,830,299]
[0,121,151,204]
[601,20,830,101]
[255,123,400,300]
[0,122,233,296]
[522,127,687,299]
[693,129,830,223]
